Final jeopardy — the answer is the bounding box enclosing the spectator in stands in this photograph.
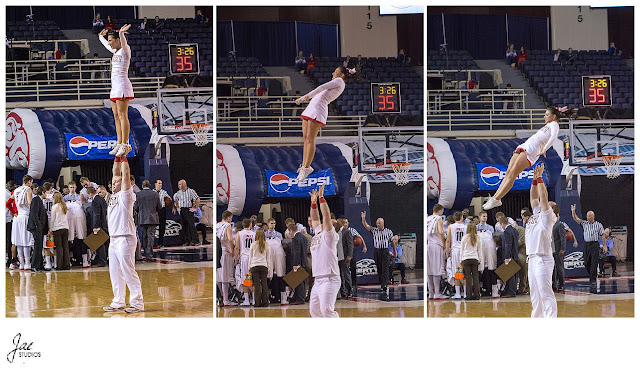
[306,53,317,74]
[397,48,410,64]
[389,236,410,284]
[343,55,355,69]
[93,13,104,34]
[140,17,149,30]
[553,48,563,63]
[566,47,576,63]
[598,228,619,277]
[503,83,517,110]
[295,50,307,73]
[153,16,163,31]
[195,9,209,24]
[517,46,528,71]
[506,44,518,67]
[608,42,621,56]
[355,54,366,82]
[104,15,115,31]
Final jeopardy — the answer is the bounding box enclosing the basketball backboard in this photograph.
[568,119,634,167]
[357,126,424,173]
[157,87,214,135]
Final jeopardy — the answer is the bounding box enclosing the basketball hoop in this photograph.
[391,162,412,186]
[190,123,210,147]
[602,155,622,179]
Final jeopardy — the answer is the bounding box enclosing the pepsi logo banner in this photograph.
[266,169,336,197]
[477,162,546,191]
[65,133,135,160]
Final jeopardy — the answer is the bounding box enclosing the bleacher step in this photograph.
[475,59,547,109]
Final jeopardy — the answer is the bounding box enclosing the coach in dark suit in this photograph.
[27,187,48,272]
[338,219,354,297]
[500,216,519,297]
[90,186,108,266]
[289,223,308,305]
[135,180,162,261]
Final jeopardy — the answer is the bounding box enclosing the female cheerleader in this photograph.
[99,24,134,157]
[308,184,341,317]
[294,66,349,181]
[483,107,561,210]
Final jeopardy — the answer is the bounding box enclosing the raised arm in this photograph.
[303,78,343,101]
[571,204,582,225]
[120,159,132,191]
[361,211,372,232]
[99,29,116,53]
[530,166,540,211]
[119,24,131,54]
[534,164,550,212]
[309,189,321,231]
[318,184,332,233]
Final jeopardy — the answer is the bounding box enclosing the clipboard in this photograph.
[83,229,109,252]
[283,267,309,289]
[495,260,521,282]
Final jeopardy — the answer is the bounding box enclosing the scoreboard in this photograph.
[582,76,612,106]
[169,43,200,75]
[371,82,401,113]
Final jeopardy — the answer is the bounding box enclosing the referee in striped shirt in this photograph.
[571,204,606,285]
[361,211,397,293]
[173,179,200,246]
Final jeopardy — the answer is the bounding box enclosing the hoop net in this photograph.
[602,155,622,179]
[190,123,210,147]
[391,162,411,186]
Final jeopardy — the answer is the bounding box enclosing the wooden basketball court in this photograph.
[6,259,214,318]
[428,275,634,318]
[217,273,424,318]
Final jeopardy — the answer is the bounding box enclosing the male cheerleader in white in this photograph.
[99,24,134,157]
[484,107,561,210]
[526,163,557,318]
[294,66,348,182]
[103,155,144,313]
[308,184,341,317]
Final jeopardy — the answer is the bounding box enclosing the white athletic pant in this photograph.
[17,246,32,269]
[309,275,340,318]
[528,255,557,318]
[109,235,144,310]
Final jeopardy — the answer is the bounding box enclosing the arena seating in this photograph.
[427,50,480,71]
[309,57,423,116]
[522,50,634,109]
[125,18,213,78]
[216,56,270,91]
[6,20,66,52]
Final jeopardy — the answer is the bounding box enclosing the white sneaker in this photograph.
[9,263,19,270]
[434,294,449,300]
[451,294,462,300]
[296,166,314,182]
[116,143,131,157]
[483,196,502,210]
[108,143,121,156]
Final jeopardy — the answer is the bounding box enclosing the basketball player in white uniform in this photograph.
[526,163,557,317]
[216,210,235,306]
[235,219,255,306]
[446,212,466,299]
[484,107,561,210]
[99,24,134,157]
[294,66,348,182]
[103,155,144,313]
[308,184,341,317]
[11,175,34,270]
[426,204,447,299]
